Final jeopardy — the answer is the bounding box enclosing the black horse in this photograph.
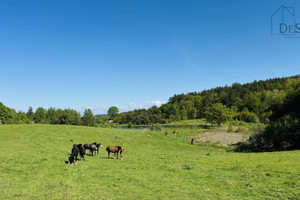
[73,144,86,161]
[68,146,79,165]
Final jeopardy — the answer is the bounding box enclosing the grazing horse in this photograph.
[95,143,103,156]
[84,142,95,155]
[83,143,91,150]
[73,144,86,160]
[90,144,98,156]
[106,146,123,159]
[68,146,79,165]
[84,142,102,156]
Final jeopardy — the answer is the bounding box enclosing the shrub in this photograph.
[227,123,234,133]
[150,123,162,131]
[127,122,133,129]
[236,126,246,133]
[235,118,300,152]
[234,111,258,123]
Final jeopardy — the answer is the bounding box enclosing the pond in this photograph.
[114,125,174,130]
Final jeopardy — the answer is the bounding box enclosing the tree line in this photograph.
[1,75,299,128]
[0,105,99,126]
[110,75,300,126]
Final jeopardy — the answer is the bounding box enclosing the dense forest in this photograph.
[1,75,300,127]
[112,75,300,125]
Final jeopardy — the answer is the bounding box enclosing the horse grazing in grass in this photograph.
[84,142,95,155]
[73,144,86,160]
[95,143,103,156]
[90,144,98,156]
[84,142,102,156]
[106,146,123,159]
[68,146,79,165]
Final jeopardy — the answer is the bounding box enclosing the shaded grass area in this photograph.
[0,125,299,199]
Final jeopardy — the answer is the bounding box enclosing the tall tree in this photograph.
[82,108,95,126]
[26,106,34,121]
[34,107,47,124]
[205,103,232,127]
[107,106,119,119]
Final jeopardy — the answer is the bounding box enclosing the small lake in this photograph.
[114,124,211,130]
[114,125,174,130]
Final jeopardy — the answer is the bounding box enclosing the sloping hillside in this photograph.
[0,125,299,199]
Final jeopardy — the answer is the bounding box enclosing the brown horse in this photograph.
[106,146,123,159]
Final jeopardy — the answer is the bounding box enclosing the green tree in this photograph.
[107,106,119,119]
[82,108,95,126]
[16,111,29,124]
[0,102,16,124]
[47,107,58,124]
[34,107,47,124]
[113,113,125,124]
[63,109,82,125]
[26,106,34,121]
[205,103,232,127]
[127,122,133,129]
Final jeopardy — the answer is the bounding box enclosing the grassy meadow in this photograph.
[0,124,299,199]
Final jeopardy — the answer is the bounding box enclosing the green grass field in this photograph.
[0,125,299,199]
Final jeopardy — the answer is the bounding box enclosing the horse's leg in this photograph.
[108,152,110,159]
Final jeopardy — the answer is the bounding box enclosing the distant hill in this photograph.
[94,114,108,118]
[95,112,128,118]
[113,74,300,125]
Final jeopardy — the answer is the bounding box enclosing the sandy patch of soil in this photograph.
[192,132,249,146]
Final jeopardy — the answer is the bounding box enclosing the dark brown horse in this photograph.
[73,144,86,160]
[68,146,79,165]
[106,146,123,159]
[84,142,97,156]
[90,144,98,156]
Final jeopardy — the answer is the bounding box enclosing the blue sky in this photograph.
[0,0,299,114]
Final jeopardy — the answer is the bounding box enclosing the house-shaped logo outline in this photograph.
[271,5,295,35]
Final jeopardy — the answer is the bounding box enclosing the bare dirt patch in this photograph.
[192,131,249,146]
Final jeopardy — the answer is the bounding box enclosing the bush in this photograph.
[236,126,246,133]
[227,123,234,133]
[235,118,300,152]
[150,123,162,131]
[127,122,133,129]
[261,119,300,150]
[234,111,258,123]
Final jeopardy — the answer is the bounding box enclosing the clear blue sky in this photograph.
[1,0,299,114]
